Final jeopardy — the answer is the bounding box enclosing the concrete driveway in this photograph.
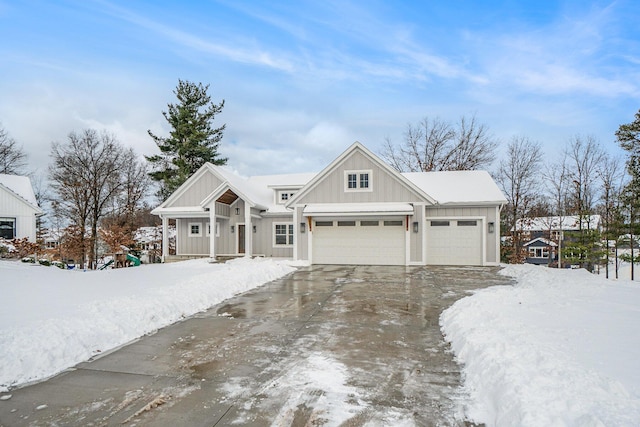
[0,265,512,426]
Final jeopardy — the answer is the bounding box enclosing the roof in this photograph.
[523,237,558,247]
[0,174,43,214]
[514,215,601,232]
[403,170,507,205]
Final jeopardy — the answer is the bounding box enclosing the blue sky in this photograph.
[1,0,638,178]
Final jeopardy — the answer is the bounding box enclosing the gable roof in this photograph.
[286,141,437,207]
[523,237,558,247]
[0,174,44,215]
[403,170,507,205]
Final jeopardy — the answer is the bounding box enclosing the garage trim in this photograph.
[425,216,486,266]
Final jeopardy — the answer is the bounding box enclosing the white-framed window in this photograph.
[273,223,294,247]
[344,170,372,192]
[528,247,549,258]
[277,191,296,204]
[0,217,16,240]
[188,222,201,237]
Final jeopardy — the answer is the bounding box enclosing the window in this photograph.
[457,220,478,226]
[278,191,296,204]
[361,220,379,226]
[344,170,372,192]
[45,240,59,249]
[315,221,333,226]
[338,221,356,226]
[528,247,549,258]
[384,220,403,226]
[274,223,294,246]
[347,174,357,189]
[188,222,201,237]
[430,221,450,226]
[0,218,15,240]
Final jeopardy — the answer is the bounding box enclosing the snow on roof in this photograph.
[515,215,601,232]
[0,174,40,207]
[403,170,507,205]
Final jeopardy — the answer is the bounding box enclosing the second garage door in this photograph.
[426,219,483,266]
[312,219,405,265]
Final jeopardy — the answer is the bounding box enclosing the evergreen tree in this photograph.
[146,80,227,200]
[616,109,640,279]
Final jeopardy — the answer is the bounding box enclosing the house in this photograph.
[151,142,506,266]
[514,215,601,265]
[0,174,44,242]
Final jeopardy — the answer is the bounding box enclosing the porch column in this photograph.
[161,216,168,262]
[244,204,252,258]
[209,207,216,260]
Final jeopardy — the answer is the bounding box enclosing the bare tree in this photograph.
[545,155,571,268]
[382,114,498,172]
[566,135,604,221]
[0,125,28,175]
[596,154,625,278]
[49,130,148,269]
[496,136,543,263]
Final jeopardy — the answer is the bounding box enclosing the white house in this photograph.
[0,174,44,242]
[152,142,507,266]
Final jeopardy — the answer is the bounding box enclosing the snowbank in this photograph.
[0,258,297,390]
[441,264,640,426]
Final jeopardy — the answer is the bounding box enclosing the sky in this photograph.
[1,0,639,181]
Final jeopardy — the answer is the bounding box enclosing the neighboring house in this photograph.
[152,142,507,266]
[514,215,601,265]
[0,174,44,242]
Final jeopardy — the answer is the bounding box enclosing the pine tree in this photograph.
[146,80,227,200]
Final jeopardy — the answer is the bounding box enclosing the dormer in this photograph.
[269,185,304,205]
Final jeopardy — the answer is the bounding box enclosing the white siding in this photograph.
[0,187,38,241]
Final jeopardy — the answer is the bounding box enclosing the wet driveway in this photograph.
[0,265,512,426]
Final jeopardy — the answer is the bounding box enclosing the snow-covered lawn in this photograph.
[0,258,298,391]
[441,264,640,426]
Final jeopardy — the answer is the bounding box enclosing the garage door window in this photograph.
[316,221,333,226]
[457,220,478,226]
[338,221,356,226]
[361,220,379,226]
[430,221,450,226]
[384,220,403,226]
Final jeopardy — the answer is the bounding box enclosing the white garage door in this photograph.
[426,219,483,266]
[312,219,405,265]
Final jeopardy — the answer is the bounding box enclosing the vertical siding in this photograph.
[253,215,294,258]
[0,189,38,241]
[296,151,420,204]
[296,208,309,261]
[410,205,424,262]
[170,170,223,207]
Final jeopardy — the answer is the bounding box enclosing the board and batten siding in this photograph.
[424,206,500,264]
[295,151,422,204]
[170,171,223,208]
[253,215,295,258]
[0,188,38,241]
[409,205,424,263]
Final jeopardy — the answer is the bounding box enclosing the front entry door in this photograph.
[238,225,245,254]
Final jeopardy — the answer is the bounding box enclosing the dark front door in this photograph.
[238,225,245,254]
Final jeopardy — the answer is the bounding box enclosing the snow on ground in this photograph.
[441,263,640,426]
[0,258,298,391]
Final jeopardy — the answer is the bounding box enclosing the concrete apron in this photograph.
[0,265,513,426]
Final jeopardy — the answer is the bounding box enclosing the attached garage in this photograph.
[311,218,406,265]
[426,218,483,266]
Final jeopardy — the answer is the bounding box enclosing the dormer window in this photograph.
[277,190,296,204]
[344,170,372,192]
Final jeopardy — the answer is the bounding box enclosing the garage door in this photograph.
[426,219,483,266]
[312,219,405,265]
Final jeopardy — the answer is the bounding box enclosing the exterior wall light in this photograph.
[412,221,419,233]
[300,222,306,233]
[253,225,257,233]
[235,207,240,215]
[230,225,235,233]
[488,222,495,233]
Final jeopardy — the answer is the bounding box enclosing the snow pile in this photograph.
[0,258,297,390]
[441,263,640,426]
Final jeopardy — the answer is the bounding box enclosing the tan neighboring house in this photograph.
[0,174,44,242]
[152,142,507,266]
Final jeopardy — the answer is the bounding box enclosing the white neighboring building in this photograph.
[0,174,44,242]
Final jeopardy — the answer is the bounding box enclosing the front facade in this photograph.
[0,174,43,242]
[152,142,506,266]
